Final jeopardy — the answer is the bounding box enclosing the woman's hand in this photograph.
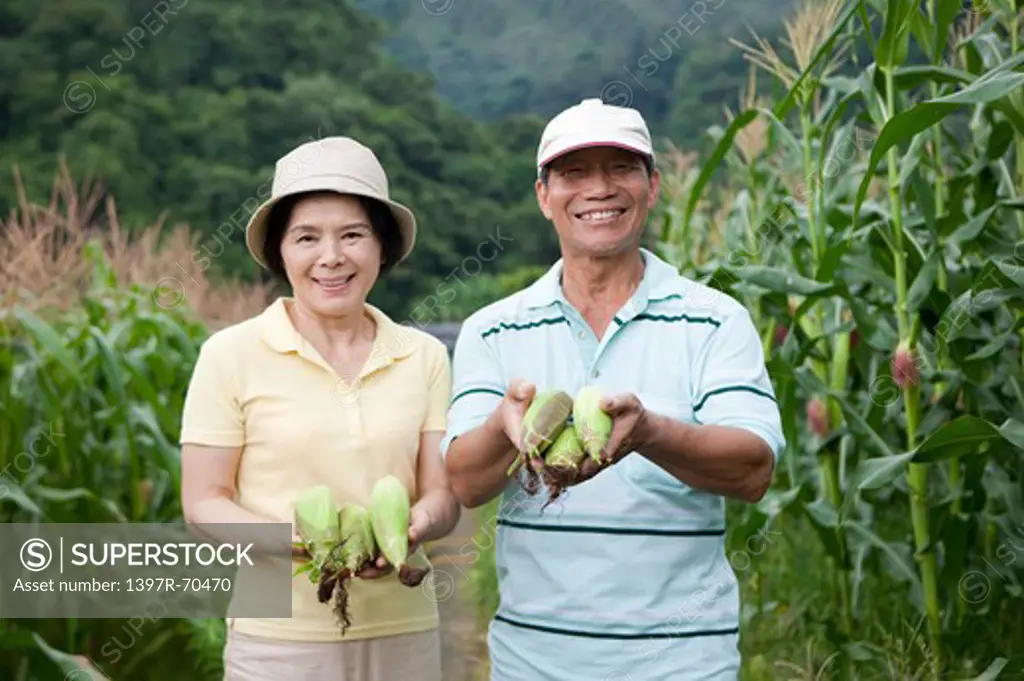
[355,561,394,579]
[291,534,311,561]
[406,504,434,557]
[354,504,433,578]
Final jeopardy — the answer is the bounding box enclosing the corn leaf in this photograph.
[12,306,86,390]
[875,0,916,70]
[0,477,46,517]
[802,497,847,565]
[847,452,915,491]
[968,658,1009,681]
[845,521,922,594]
[719,265,835,296]
[890,64,974,90]
[906,256,939,315]
[853,69,1024,230]
[32,633,108,679]
[911,416,1024,463]
[933,0,962,67]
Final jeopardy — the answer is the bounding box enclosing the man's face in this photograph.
[535,146,659,258]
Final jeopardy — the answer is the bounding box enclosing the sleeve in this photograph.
[690,307,786,465]
[179,336,245,448]
[439,319,507,460]
[421,338,453,433]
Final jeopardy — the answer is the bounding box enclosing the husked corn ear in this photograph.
[573,385,613,463]
[543,426,587,469]
[292,485,355,633]
[339,503,376,574]
[369,475,411,569]
[521,389,573,456]
[538,422,588,510]
[293,484,341,565]
[369,475,431,587]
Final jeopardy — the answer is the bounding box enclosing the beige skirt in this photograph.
[223,627,442,681]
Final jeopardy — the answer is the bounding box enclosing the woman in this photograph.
[179,136,460,681]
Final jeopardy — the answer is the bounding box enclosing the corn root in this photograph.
[539,425,588,509]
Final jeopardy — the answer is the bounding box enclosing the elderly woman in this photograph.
[179,136,460,681]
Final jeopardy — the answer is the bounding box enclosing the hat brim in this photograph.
[538,140,654,169]
[244,175,417,270]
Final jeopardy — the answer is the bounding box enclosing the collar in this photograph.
[259,297,418,364]
[522,247,683,316]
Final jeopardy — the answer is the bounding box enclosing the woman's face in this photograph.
[279,193,384,319]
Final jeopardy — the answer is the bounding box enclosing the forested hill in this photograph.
[0,0,557,317]
[357,0,799,141]
[1,0,800,319]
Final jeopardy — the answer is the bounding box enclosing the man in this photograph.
[441,97,785,680]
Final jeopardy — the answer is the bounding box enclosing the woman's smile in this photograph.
[312,273,357,294]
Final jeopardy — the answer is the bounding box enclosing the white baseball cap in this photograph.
[536,98,654,171]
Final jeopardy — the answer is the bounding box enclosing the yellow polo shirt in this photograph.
[179,296,451,642]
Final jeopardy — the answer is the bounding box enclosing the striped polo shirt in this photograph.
[441,248,785,681]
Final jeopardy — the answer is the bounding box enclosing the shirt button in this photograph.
[578,330,586,339]
[591,369,600,378]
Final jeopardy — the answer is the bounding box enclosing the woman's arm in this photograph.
[410,430,461,547]
[181,443,304,559]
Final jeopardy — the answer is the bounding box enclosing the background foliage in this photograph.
[2,0,1023,679]
[0,0,557,318]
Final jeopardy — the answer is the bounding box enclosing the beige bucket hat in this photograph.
[244,136,417,268]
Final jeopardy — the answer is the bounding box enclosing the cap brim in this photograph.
[538,140,653,169]
[244,178,417,269]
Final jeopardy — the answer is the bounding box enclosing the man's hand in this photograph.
[576,392,652,482]
[500,378,537,458]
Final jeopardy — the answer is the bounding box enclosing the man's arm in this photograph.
[650,304,784,502]
[445,381,535,509]
[592,305,784,503]
[440,315,537,509]
[636,415,775,503]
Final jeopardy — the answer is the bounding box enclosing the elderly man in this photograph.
[442,98,785,680]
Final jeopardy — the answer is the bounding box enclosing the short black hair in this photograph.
[261,191,406,282]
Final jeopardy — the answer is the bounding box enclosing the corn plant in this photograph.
[657,0,1024,677]
[0,243,226,680]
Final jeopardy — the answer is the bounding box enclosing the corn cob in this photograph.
[573,385,613,463]
[507,389,573,493]
[292,485,352,628]
[369,475,430,586]
[339,503,376,575]
[323,503,377,632]
[539,425,588,509]
[292,485,342,585]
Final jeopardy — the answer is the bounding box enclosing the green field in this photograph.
[3,0,1024,679]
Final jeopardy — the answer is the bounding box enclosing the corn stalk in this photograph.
[662,0,1024,677]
